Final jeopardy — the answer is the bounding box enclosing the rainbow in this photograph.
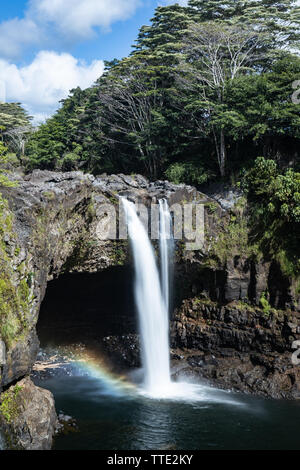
[67,350,137,396]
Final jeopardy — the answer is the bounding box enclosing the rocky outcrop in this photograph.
[0,377,57,450]
[0,169,299,449]
[171,298,300,398]
[0,170,200,389]
[0,170,298,386]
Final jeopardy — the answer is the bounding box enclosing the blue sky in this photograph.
[0,0,187,123]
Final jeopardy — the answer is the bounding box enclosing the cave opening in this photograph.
[37,266,137,358]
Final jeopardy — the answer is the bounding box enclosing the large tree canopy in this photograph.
[25,0,300,180]
[0,103,32,160]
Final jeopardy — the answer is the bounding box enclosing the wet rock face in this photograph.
[0,170,199,390]
[1,331,39,387]
[102,334,141,369]
[0,377,57,450]
[170,298,300,399]
[0,169,298,411]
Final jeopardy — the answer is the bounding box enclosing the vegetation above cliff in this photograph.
[19,0,300,183]
[243,158,300,277]
[0,1,298,183]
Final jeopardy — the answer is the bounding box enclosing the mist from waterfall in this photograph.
[122,199,171,396]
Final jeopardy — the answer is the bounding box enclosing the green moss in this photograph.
[276,249,300,279]
[107,194,119,205]
[42,191,55,200]
[205,201,218,214]
[86,197,96,222]
[0,193,32,348]
[110,241,127,265]
[232,300,256,313]
[208,211,260,266]
[14,247,20,256]
[0,384,22,423]
[259,291,271,317]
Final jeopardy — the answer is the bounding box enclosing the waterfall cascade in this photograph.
[122,198,230,401]
[159,199,174,315]
[122,199,172,396]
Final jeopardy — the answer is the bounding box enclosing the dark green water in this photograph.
[33,364,300,450]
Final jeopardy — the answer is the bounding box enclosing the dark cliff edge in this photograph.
[0,169,299,449]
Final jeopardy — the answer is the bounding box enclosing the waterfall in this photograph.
[120,198,236,402]
[159,199,174,315]
[122,199,171,395]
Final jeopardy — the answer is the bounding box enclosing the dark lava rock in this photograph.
[56,412,79,435]
[102,334,141,368]
[171,298,300,399]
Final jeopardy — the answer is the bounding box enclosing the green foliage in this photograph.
[243,157,300,277]
[259,291,271,317]
[0,103,32,130]
[226,56,300,142]
[0,143,17,188]
[110,241,128,265]
[189,0,300,51]
[22,1,300,284]
[165,161,212,186]
[0,194,32,347]
[25,87,100,172]
[0,103,33,160]
[208,211,257,265]
[24,1,300,181]
[0,1,297,292]
[42,191,55,201]
[0,384,22,423]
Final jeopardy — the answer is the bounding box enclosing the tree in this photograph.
[0,103,32,131]
[4,126,32,160]
[0,103,33,160]
[24,0,300,182]
[243,157,300,276]
[178,21,263,176]
[93,56,173,178]
[0,142,17,187]
[25,87,94,171]
[225,55,300,163]
[188,0,300,53]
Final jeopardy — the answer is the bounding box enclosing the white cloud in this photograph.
[0,17,41,58]
[0,0,141,59]
[31,0,142,38]
[0,51,104,123]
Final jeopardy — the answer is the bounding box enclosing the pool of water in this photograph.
[33,360,300,450]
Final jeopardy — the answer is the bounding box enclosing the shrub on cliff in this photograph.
[243,157,300,277]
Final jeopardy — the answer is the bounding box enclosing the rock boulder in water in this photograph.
[0,377,57,450]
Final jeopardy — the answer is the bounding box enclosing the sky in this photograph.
[0,0,188,124]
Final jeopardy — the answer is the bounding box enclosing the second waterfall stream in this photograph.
[122,198,173,397]
[121,198,241,403]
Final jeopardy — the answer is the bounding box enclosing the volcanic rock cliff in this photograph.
[0,170,299,449]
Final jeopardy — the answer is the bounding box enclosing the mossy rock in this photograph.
[0,384,23,424]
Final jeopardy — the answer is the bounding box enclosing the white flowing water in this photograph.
[122,199,171,396]
[159,199,174,315]
[122,198,243,403]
